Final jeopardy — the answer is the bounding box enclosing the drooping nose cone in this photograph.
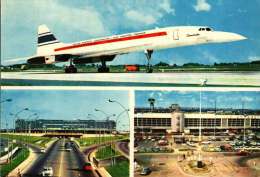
[210,32,247,43]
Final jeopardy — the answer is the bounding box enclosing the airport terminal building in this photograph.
[15,119,116,133]
[134,104,260,135]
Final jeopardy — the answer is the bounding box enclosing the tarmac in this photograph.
[1,71,260,86]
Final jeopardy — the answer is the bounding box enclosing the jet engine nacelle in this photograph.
[27,54,72,65]
[73,55,116,64]
[27,55,57,65]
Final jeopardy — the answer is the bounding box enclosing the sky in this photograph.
[1,0,260,65]
[1,90,130,130]
[135,91,260,110]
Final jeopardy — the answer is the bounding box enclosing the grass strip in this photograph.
[106,160,129,177]
[0,134,52,147]
[0,147,29,177]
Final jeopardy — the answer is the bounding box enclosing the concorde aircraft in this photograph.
[6,25,246,73]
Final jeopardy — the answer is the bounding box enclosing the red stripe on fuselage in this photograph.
[54,31,167,52]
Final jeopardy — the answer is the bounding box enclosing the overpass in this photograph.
[43,132,84,138]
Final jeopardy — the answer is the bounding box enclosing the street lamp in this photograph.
[95,108,116,166]
[11,108,29,133]
[198,79,207,168]
[108,99,130,132]
[88,113,101,145]
[108,99,130,119]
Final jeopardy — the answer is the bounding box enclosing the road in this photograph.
[23,139,96,177]
[116,141,129,159]
[2,71,260,86]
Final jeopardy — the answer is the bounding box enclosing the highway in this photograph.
[23,139,97,177]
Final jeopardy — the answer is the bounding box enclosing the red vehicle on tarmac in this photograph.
[125,65,140,72]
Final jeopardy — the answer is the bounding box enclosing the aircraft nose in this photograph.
[212,32,247,43]
[228,33,247,41]
[220,32,246,42]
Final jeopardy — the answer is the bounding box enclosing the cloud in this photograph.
[159,0,175,14]
[124,0,175,27]
[2,0,109,37]
[248,56,260,62]
[125,10,157,25]
[194,0,211,12]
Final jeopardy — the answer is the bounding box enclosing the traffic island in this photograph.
[178,159,213,176]
[93,145,129,177]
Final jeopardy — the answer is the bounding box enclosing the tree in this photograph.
[155,61,169,66]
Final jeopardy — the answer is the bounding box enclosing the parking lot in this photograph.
[134,133,260,177]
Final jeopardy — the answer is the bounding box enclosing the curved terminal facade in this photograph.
[134,105,260,135]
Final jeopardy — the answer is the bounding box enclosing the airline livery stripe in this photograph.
[55,31,167,51]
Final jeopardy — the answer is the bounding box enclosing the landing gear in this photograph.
[98,59,110,73]
[65,59,77,73]
[145,49,153,73]
[65,65,77,73]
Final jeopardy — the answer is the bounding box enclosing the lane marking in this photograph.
[58,139,65,177]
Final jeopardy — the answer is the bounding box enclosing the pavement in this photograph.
[115,141,129,159]
[134,152,260,177]
[2,71,260,86]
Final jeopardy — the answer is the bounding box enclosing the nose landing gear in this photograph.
[145,50,153,73]
[64,58,77,73]
[98,59,110,73]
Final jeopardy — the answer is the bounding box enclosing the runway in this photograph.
[1,71,260,86]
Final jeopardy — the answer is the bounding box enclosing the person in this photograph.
[17,168,22,177]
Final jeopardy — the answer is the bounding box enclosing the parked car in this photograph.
[40,148,46,153]
[237,150,250,156]
[140,167,151,175]
[41,167,53,176]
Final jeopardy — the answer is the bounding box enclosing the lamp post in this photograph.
[108,99,130,132]
[198,79,207,168]
[108,99,130,166]
[242,101,248,150]
[10,108,29,133]
[88,113,101,145]
[95,108,116,166]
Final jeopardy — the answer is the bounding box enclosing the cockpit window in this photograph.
[199,27,212,31]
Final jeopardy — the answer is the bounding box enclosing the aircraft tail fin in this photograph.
[37,24,62,55]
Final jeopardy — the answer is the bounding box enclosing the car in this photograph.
[40,148,46,153]
[237,150,250,156]
[202,141,211,145]
[65,148,72,151]
[41,167,53,176]
[140,167,151,175]
[83,162,92,171]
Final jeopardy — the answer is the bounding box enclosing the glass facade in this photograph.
[134,117,171,127]
[184,118,221,127]
[15,119,116,131]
